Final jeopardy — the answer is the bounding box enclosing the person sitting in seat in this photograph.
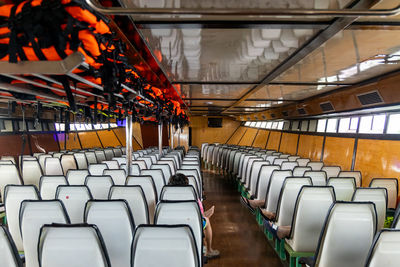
[169,173,220,259]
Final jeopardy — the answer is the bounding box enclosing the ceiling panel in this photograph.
[180,84,252,99]
[183,100,235,107]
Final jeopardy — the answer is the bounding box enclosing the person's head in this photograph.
[168,173,189,186]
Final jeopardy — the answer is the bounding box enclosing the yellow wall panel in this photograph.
[113,128,126,145]
[239,128,258,146]
[266,131,282,151]
[355,139,400,187]
[172,126,189,150]
[133,122,143,148]
[227,127,247,145]
[297,135,324,161]
[253,130,269,148]
[57,133,81,150]
[279,133,299,155]
[323,137,354,171]
[78,132,102,149]
[97,130,121,147]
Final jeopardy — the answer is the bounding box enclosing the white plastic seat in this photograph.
[56,185,92,223]
[85,152,97,164]
[155,201,203,265]
[52,152,63,159]
[293,166,312,177]
[279,154,290,159]
[0,164,22,202]
[4,185,39,251]
[20,200,70,267]
[113,148,122,157]
[112,157,126,165]
[94,151,106,163]
[296,158,311,167]
[151,164,172,182]
[255,165,281,200]
[137,157,152,169]
[141,169,166,199]
[66,169,89,185]
[180,164,201,180]
[160,185,197,201]
[273,158,289,167]
[1,156,16,164]
[132,160,147,170]
[365,229,400,267]
[131,225,199,267]
[85,200,134,267]
[321,166,341,178]
[85,176,114,200]
[102,160,119,170]
[177,169,202,196]
[339,171,362,187]
[288,156,300,162]
[281,161,299,171]
[264,170,293,213]
[38,155,52,170]
[103,169,126,185]
[60,154,77,175]
[38,224,111,267]
[39,176,68,200]
[286,186,335,252]
[327,177,356,201]
[369,178,399,209]
[243,158,263,187]
[44,157,63,176]
[304,171,328,186]
[73,153,88,169]
[352,188,387,230]
[313,202,377,267]
[248,161,269,196]
[158,159,176,175]
[126,176,157,223]
[0,226,23,267]
[103,148,114,161]
[21,160,43,187]
[275,177,312,227]
[307,161,324,171]
[88,164,109,176]
[109,185,149,225]
[0,159,14,165]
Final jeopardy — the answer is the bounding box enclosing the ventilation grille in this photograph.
[320,101,335,112]
[270,113,276,118]
[297,108,307,115]
[357,91,384,106]
[282,111,288,117]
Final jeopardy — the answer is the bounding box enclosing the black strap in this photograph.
[59,76,76,112]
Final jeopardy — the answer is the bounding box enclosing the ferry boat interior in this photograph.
[0,0,400,266]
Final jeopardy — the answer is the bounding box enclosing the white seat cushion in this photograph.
[66,170,89,185]
[39,176,68,200]
[56,185,92,223]
[126,176,157,223]
[0,226,22,267]
[85,176,114,200]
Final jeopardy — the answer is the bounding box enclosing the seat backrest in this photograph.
[22,160,43,187]
[286,186,335,252]
[85,176,114,200]
[321,166,341,178]
[248,161,269,197]
[339,171,362,187]
[112,157,126,166]
[0,159,14,165]
[365,229,400,267]
[155,201,202,265]
[60,154,77,175]
[281,161,299,171]
[327,177,356,201]
[94,151,106,163]
[85,151,97,164]
[38,155,52,170]
[0,226,23,267]
[4,185,39,251]
[352,188,387,231]
[275,177,312,226]
[265,170,293,213]
[73,152,88,169]
[52,152,63,159]
[113,148,122,157]
[102,160,119,170]
[244,158,263,185]
[151,164,172,182]
[89,164,109,176]
[279,154,290,159]
[66,169,89,185]
[131,225,199,267]
[160,185,197,202]
[103,149,114,161]
[85,200,134,267]
[180,164,201,180]
[0,164,22,202]
[369,178,399,209]
[158,159,176,175]
[141,169,166,199]
[44,157,63,176]
[137,157,153,169]
[103,169,126,185]
[273,158,289,167]
[56,185,92,223]
[314,202,377,267]
[132,160,147,170]
[296,158,311,167]
[39,176,68,200]
[288,156,300,162]
[20,200,70,267]
[293,166,312,177]
[38,224,111,267]
[255,165,281,200]
[109,185,149,225]
[304,171,327,186]
[177,169,201,195]
[305,161,324,171]
[1,156,16,164]
[126,176,157,223]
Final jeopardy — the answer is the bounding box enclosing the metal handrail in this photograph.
[85,0,400,17]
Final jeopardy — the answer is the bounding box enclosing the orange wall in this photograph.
[30,133,59,153]
[97,130,121,147]
[297,135,324,161]
[279,133,299,155]
[253,130,269,148]
[266,131,282,151]
[227,126,247,145]
[57,132,81,150]
[355,139,400,187]
[323,137,354,171]
[78,132,102,149]
[133,122,143,148]
[113,127,126,145]
[239,128,258,146]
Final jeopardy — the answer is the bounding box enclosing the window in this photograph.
[255,122,262,128]
[272,122,278,129]
[387,114,400,134]
[55,123,65,131]
[277,121,284,130]
[300,121,309,131]
[75,124,86,131]
[93,124,102,130]
[69,124,76,131]
[266,122,272,129]
[359,115,386,134]
[291,121,300,131]
[339,117,359,133]
[85,124,93,130]
[101,123,109,129]
[260,122,267,129]
[244,121,251,126]
[317,119,327,132]
[309,120,317,132]
[283,121,290,130]
[110,123,118,128]
[326,118,338,133]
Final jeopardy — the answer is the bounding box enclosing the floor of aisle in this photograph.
[202,169,283,267]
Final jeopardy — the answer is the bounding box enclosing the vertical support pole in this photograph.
[125,115,133,175]
[170,124,174,149]
[158,121,163,156]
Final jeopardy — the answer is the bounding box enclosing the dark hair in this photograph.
[168,173,189,186]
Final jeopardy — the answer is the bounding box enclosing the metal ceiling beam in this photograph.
[174,81,353,86]
[183,98,298,102]
[221,0,379,114]
[86,0,399,17]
